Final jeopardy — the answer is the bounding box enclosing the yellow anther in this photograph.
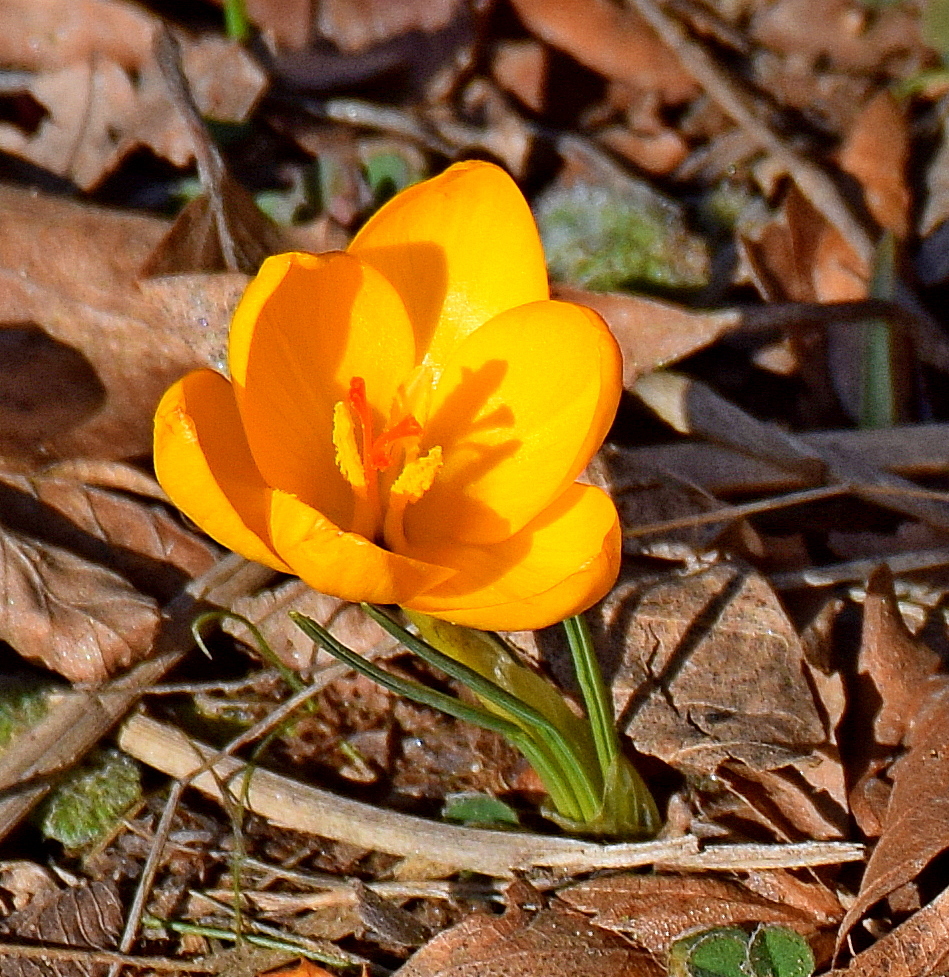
[332,400,366,489]
[384,446,443,552]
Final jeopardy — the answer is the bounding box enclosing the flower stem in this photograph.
[290,612,589,822]
[563,614,620,776]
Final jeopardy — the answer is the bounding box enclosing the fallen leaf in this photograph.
[0,520,159,684]
[209,0,313,50]
[316,0,464,52]
[557,874,830,955]
[393,901,663,977]
[855,565,948,750]
[510,0,697,104]
[0,0,153,72]
[837,91,910,238]
[0,879,122,974]
[749,0,924,73]
[837,683,949,949]
[605,561,826,775]
[0,184,246,461]
[228,579,400,670]
[826,881,949,977]
[0,22,265,189]
[492,39,548,114]
[0,465,217,682]
[554,285,739,388]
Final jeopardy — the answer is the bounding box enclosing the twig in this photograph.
[633,374,949,531]
[610,422,949,496]
[0,940,213,972]
[119,714,864,876]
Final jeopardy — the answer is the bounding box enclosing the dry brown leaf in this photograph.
[741,188,824,303]
[827,881,949,977]
[0,3,265,189]
[0,185,246,461]
[0,464,216,683]
[0,0,153,71]
[208,0,313,50]
[393,901,663,977]
[557,874,830,954]
[837,91,910,238]
[749,0,924,73]
[18,468,218,596]
[838,683,949,949]
[0,879,122,977]
[316,0,464,53]
[856,565,949,750]
[0,520,159,684]
[510,0,697,104]
[553,285,740,387]
[492,39,548,115]
[228,578,399,670]
[605,561,825,775]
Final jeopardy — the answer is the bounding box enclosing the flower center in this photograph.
[332,376,442,550]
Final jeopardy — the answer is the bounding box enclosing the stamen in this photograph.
[332,376,441,549]
[347,377,375,473]
[369,415,423,470]
[384,446,443,552]
[332,401,366,489]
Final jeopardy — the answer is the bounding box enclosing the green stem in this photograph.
[563,614,621,779]
[290,612,587,821]
[361,605,601,820]
[222,0,250,42]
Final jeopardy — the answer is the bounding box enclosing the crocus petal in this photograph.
[269,490,455,606]
[405,483,621,631]
[348,161,549,374]
[406,300,622,546]
[154,370,290,572]
[228,252,416,529]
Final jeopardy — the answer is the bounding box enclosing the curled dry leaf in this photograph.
[748,0,925,74]
[826,881,949,977]
[0,0,153,72]
[837,683,949,950]
[836,91,910,239]
[557,874,834,955]
[855,565,948,750]
[393,900,663,977]
[0,878,122,957]
[0,0,266,189]
[316,0,465,53]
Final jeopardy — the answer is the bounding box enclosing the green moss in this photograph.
[0,678,50,752]
[40,748,142,849]
[536,181,709,293]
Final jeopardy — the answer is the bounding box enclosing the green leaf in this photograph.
[406,611,601,778]
[669,926,815,977]
[748,926,815,977]
[40,748,141,849]
[687,929,751,977]
[442,792,521,828]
